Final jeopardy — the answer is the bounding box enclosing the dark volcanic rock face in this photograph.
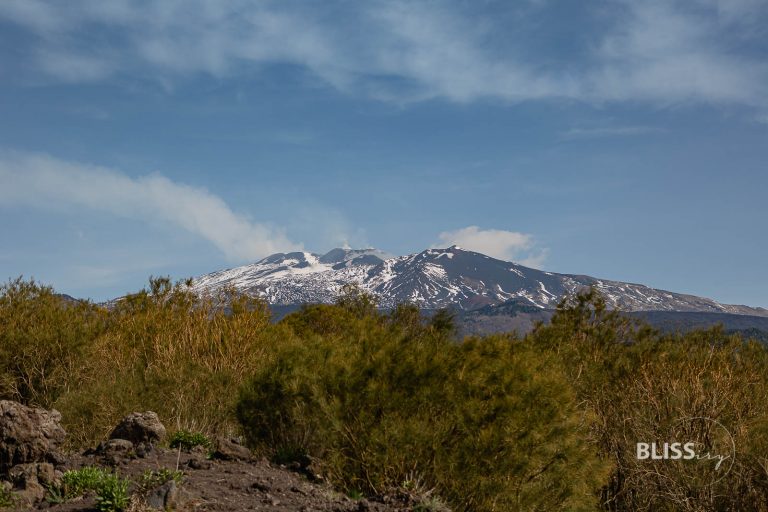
[0,401,66,473]
[0,401,68,507]
[109,411,167,446]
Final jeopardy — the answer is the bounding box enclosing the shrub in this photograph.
[6,276,768,511]
[437,336,609,511]
[169,430,212,451]
[135,468,184,496]
[51,467,130,511]
[0,277,103,407]
[94,473,130,512]
[53,277,278,446]
[237,300,608,511]
[400,473,451,512]
[0,487,15,509]
[529,290,768,511]
[58,466,110,499]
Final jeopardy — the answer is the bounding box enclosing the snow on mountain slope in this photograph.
[190,246,768,317]
[192,249,387,305]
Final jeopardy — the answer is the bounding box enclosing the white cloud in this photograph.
[0,152,301,261]
[517,249,550,269]
[36,50,115,82]
[589,0,767,106]
[363,2,566,103]
[0,0,765,109]
[70,259,167,288]
[436,226,548,267]
[562,125,664,139]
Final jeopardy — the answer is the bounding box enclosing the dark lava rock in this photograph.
[145,480,178,510]
[109,411,166,446]
[6,462,59,506]
[0,400,66,473]
[187,458,213,470]
[211,436,251,461]
[94,438,135,465]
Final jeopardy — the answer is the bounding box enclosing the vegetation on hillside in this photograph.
[1,276,767,511]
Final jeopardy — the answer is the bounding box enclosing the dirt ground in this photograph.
[34,448,416,512]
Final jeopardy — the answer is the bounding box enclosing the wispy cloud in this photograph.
[517,250,550,270]
[588,0,768,106]
[562,125,665,139]
[35,50,115,82]
[436,226,548,268]
[0,152,301,261]
[69,259,168,288]
[0,0,766,110]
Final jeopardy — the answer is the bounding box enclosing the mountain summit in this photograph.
[190,247,767,317]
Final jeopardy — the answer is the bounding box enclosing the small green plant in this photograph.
[169,429,212,451]
[50,467,130,511]
[272,445,310,466]
[0,486,16,509]
[58,466,110,499]
[135,468,184,496]
[95,474,130,512]
[400,474,450,512]
[347,489,364,500]
[44,485,65,505]
[413,497,451,512]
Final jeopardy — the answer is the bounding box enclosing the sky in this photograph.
[0,0,767,306]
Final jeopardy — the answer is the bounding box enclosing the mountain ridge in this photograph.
[190,246,768,317]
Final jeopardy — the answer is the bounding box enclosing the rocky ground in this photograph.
[49,449,408,512]
[0,401,433,512]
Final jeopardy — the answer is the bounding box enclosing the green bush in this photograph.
[135,468,184,497]
[169,430,212,451]
[51,467,129,511]
[5,276,768,511]
[48,277,277,446]
[0,277,103,407]
[238,299,608,511]
[94,473,130,512]
[529,290,768,511]
[0,487,15,509]
[58,466,110,499]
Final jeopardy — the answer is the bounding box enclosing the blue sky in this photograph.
[0,0,767,306]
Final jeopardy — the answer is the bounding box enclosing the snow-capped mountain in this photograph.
[190,246,768,316]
